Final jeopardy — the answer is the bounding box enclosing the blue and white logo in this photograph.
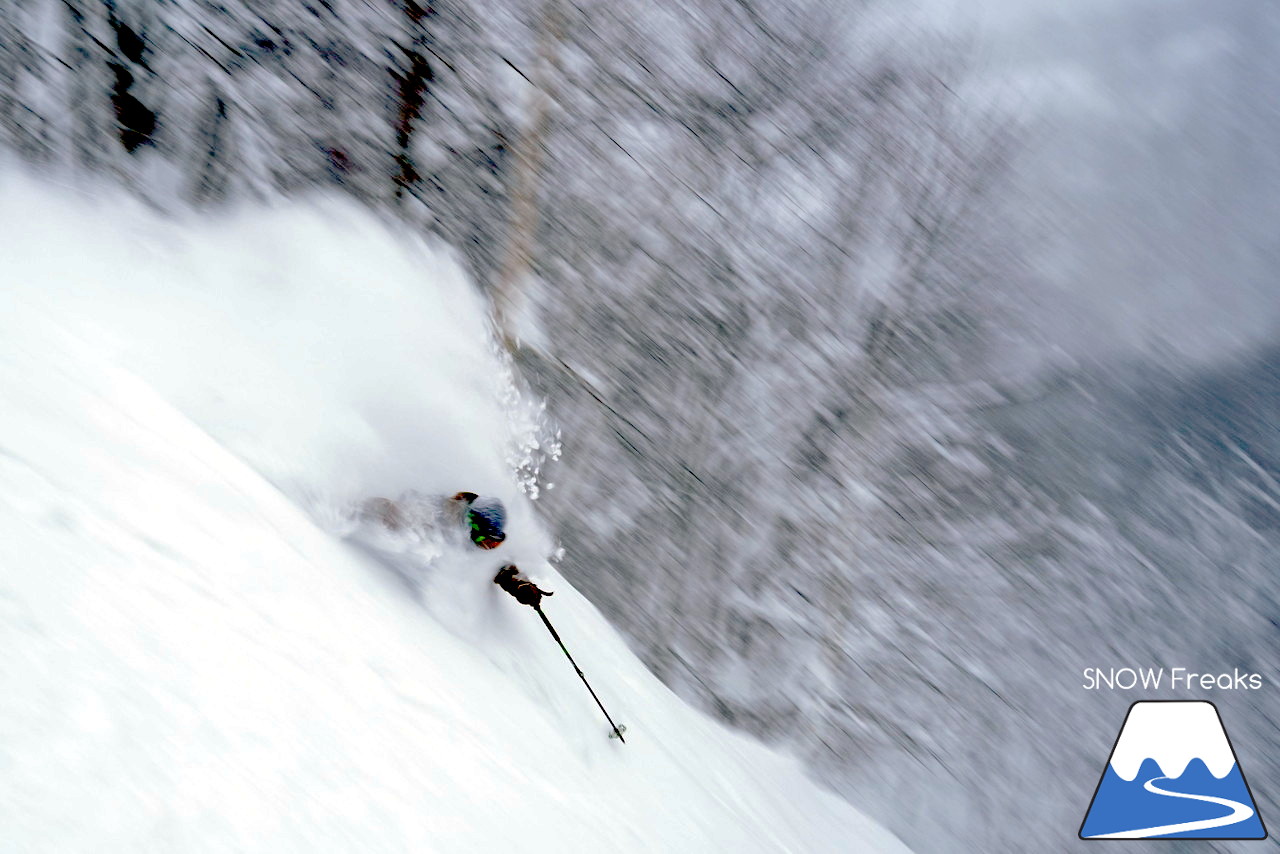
[1080,701,1266,839]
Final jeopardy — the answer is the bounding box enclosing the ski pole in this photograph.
[533,603,626,743]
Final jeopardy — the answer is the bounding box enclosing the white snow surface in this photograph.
[1108,702,1237,782]
[0,172,910,854]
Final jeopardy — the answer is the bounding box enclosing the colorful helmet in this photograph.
[465,496,506,549]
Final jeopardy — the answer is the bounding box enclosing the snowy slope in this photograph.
[0,173,910,854]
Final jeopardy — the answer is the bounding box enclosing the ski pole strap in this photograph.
[534,605,626,743]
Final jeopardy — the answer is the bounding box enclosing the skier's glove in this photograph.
[494,564,554,608]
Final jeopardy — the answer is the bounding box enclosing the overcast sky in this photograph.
[920,0,1279,367]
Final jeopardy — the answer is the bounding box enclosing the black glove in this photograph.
[494,565,554,608]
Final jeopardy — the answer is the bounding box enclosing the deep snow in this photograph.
[0,173,910,853]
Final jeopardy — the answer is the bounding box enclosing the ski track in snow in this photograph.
[1085,776,1254,839]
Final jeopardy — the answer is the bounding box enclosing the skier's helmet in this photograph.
[465,496,507,549]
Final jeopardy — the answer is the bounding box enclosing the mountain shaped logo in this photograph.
[1080,701,1266,840]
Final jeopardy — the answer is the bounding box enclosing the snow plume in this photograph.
[3,170,545,523]
[0,171,910,853]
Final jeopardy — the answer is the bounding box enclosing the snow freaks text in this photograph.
[1082,668,1263,691]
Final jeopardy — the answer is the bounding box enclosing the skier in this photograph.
[494,564,553,607]
[362,491,508,550]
